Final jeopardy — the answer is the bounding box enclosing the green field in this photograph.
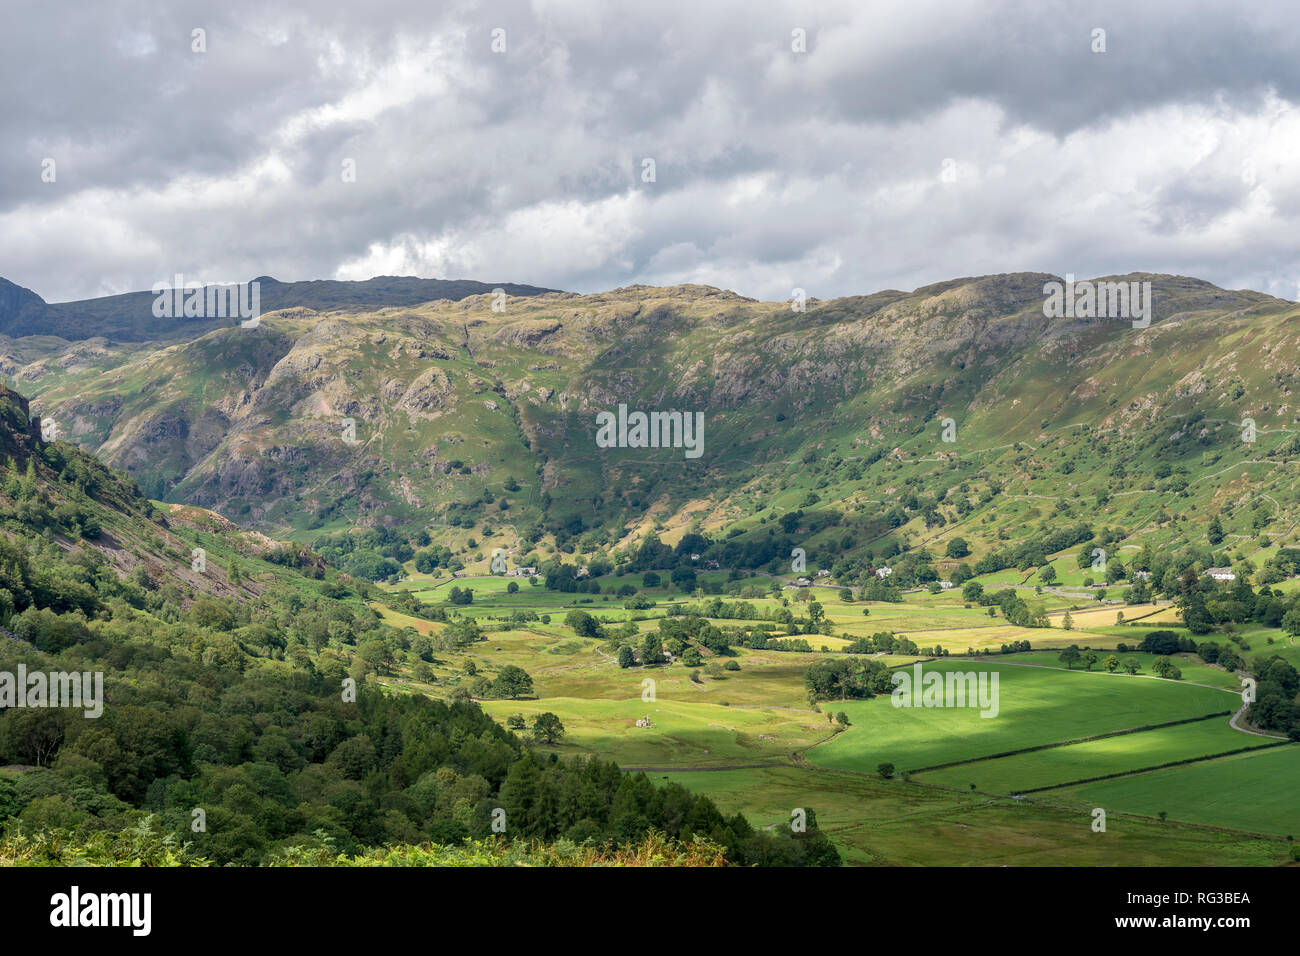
[987,650,1247,691]
[375,563,1300,865]
[478,696,833,767]
[660,765,1289,866]
[805,660,1236,773]
[916,717,1274,793]
[1048,745,1300,836]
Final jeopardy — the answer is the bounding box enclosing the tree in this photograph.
[357,639,395,674]
[945,538,970,558]
[1103,654,1120,673]
[1123,658,1142,674]
[564,609,603,639]
[682,646,703,667]
[1039,564,1057,585]
[506,713,527,730]
[1062,610,1073,631]
[491,665,534,700]
[531,712,565,744]
[1152,656,1182,680]
[639,633,663,665]
[807,601,825,627]
[1058,646,1082,670]
[877,762,895,779]
[836,711,850,726]
[1081,650,1098,671]
[1207,515,1224,546]
[506,580,519,594]
[617,645,637,668]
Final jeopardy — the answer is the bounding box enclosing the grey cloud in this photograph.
[1,0,1298,304]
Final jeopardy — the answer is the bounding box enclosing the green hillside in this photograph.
[4,273,1300,867]
[7,272,1299,598]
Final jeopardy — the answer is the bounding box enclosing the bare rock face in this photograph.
[494,318,562,347]
[398,367,455,419]
[0,385,39,458]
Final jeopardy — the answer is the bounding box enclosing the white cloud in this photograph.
[0,0,1298,304]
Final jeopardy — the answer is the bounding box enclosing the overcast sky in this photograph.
[3,0,1299,303]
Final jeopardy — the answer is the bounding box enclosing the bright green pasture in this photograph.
[660,765,1288,866]
[806,661,1235,774]
[985,650,1246,691]
[915,717,1270,793]
[1048,744,1300,836]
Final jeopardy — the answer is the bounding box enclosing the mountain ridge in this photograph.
[0,274,565,342]
[4,270,1298,588]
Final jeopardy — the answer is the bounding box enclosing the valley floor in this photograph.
[375,571,1300,866]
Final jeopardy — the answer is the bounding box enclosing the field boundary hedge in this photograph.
[908,710,1233,774]
[1016,740,1292,794]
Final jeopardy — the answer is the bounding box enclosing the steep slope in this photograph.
[10,273,1300,580]
[0,383,325,606]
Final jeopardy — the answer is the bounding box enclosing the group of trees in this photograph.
[1245,656,1300,738]
[1056,645,1167,677]
[0,555,837,866]
[0,431,847,866]
[843,631,921,656]
[804,658,893,702]
[957,582,1048,627]
[312,527,414,582]
[972,523,1094,576]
